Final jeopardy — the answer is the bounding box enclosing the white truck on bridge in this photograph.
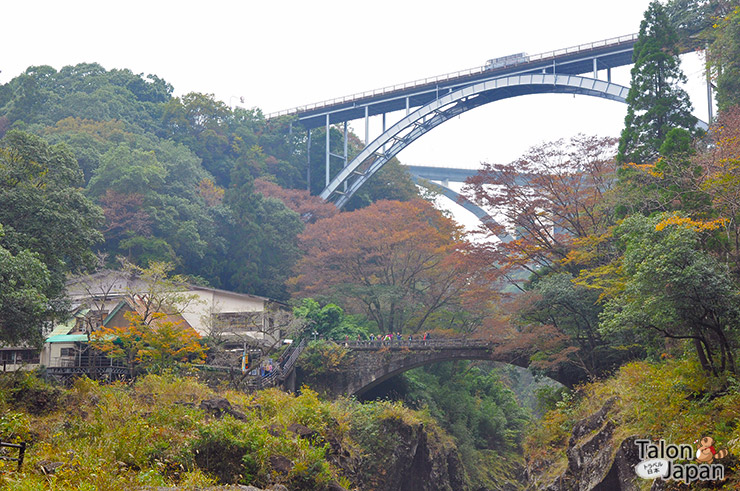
[484,52,529,70]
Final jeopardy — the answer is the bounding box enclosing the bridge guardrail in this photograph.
[338,338,494,350]
[266,33,637,119]
[278,338,307,379]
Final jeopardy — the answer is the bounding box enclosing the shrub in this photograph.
[191,419,262,484]
[0,372,64,415]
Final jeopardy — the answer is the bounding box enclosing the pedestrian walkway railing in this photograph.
[340,338,494,350]
[50,356,127,368]
[277,338,307,380]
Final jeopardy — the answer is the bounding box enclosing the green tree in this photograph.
[617,127,711,216]
[161,92,235,185]
[654,127,710,212]
[293,298,368,340]
[618,0,698,166]
[707,5,740,111]
[665,0,725,46]
[0,130,103,295]
[43,118,131,183]
[600,213,739,375]
[250,196,304,299]
[0,225,52,346]
[88,144,167,196]
[0,64,166,133]
[223,151,304,300]
[516,272,637,380]
[398,362,529,489]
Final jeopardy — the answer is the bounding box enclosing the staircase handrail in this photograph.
[278,337,307,380]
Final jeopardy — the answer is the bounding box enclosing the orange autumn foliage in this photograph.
[290,199,498,333]
[462,135,618,280]
[91,311,205,373]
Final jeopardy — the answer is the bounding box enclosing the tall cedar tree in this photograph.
[707,5,740,111]
[617,0,698,166]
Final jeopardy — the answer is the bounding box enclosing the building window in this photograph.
[19,350,40,364]
[0,350,40,364]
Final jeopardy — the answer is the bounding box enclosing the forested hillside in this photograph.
[0,64,418,305]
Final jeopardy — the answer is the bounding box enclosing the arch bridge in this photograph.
[268,34,642,208]
[404,164,528,240]
[294,339,579,397]
[268,34,710,210]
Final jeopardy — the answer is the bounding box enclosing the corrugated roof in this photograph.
[45,334,89,343]
[47,320,76,338]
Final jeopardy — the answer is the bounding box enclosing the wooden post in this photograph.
[17,442,25,471]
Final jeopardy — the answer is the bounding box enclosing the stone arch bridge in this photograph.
[292,339,579,397]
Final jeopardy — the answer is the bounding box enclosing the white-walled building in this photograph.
[64,269,287,342]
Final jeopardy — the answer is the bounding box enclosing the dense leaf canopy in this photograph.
[0,63,419,304]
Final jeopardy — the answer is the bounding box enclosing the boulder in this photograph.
[199,397,247,421]
[267,423,282,437]
[37,460,64,475]
[268,454,293,474]
[327,481,349,491]
[287,422,316,439]
[350,418,467,491]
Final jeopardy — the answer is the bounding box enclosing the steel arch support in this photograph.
[410,175,514,242]
[320,74,630,208]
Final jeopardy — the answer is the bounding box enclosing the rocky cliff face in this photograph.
[527,397,645,491]
[345,416,467,491]
[189,396,466,490]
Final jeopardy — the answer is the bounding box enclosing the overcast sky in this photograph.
[3,0,710,176]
